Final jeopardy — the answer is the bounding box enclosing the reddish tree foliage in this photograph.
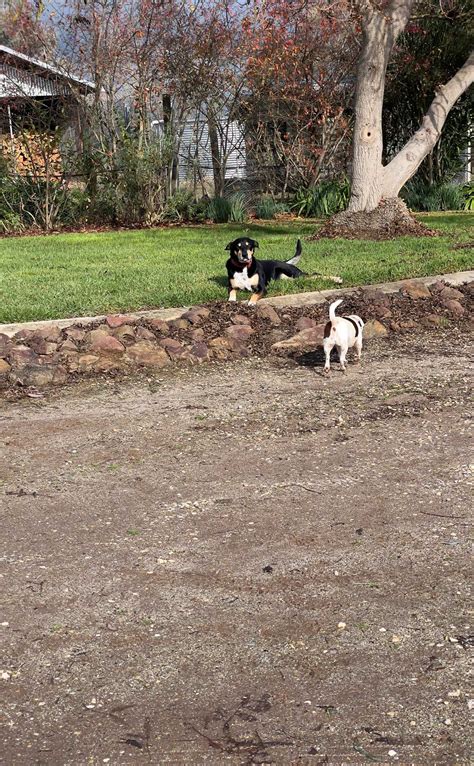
[241,0,356,191]
[0,0,55,56]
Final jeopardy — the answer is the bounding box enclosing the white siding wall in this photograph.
[457,143,472,183]
[153,114,247,182]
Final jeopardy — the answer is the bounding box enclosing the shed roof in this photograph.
[0,45,95,100]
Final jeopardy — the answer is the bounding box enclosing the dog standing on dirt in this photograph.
[323,298,364,373]
[225,237,303,304]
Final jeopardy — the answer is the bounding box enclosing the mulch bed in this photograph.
[161,281,473,357]
[310,198,439,241]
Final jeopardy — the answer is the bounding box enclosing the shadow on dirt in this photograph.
[294,347,328,369]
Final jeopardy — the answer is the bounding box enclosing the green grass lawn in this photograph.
[0,212,472,323]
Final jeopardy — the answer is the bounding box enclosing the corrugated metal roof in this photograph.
[0,65,76,98]
[0,45,95,98]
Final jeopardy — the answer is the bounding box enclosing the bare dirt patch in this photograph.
[0,325,472,765]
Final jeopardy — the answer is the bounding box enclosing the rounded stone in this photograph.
[64,327,86,343]
[225,324,254,341]
[84,329,125,354]
[439,286,464,302]
[125,341,170,367]
[0,334,11,355]
[8,345,39,368]
[0,358,11,375]
[106,314,136,328]
[26,335,58,355]
[169,318,190,331]
[148,319,170,333]
[181,310,204,325]
[231,314,252,325]
[443,299,465,316]
[113,325,136,345]
[295,317,317,331]
[58,339,78,352]
[272,325,324,351]
[36,325,62,342]
[189,342,209,362]
[363,319,389,338]
[135,327,156,341]
[401,281,431,299]
[8,363,68,387]
[256,304,281,325]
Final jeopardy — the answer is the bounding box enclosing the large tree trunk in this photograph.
[348,0,415,212]
[348,8,389,211]
[347,0,474,215]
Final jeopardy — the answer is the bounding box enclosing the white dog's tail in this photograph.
[329,298,343,321]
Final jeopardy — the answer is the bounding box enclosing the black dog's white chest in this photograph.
[230,267,260,292]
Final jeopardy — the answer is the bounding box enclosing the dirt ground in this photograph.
[0,326,472,766]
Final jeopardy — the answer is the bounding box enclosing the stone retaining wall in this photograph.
[0,279,471,392]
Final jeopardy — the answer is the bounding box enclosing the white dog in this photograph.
[323,298,364,373]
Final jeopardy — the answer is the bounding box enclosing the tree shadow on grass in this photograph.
[209,275,228,288]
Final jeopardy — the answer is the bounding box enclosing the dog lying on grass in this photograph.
[323,298,364,373]
[225,236,303,304]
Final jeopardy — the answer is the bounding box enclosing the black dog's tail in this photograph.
[286,238,302,267]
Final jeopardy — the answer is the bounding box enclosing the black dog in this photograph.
[225,237,303,303]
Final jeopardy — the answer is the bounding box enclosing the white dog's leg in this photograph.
[228,290,237,302]
[339,344,349,372]
[355,336,363,361]
[323,338,334,373]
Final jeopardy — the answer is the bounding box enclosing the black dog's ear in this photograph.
[225,241,234,251]
[253,240,259,249]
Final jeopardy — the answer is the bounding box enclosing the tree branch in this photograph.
[383,49,474,196]
[388,0,417,38]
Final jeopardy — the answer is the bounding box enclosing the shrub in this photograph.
[162,190,194,222]
[402,181,464,211]
[0,175,84,231]
[290,178,350,217]
[254,195,289,219]
[206,192,250,223]
[0,210,25,234]
[161,190,210,223]
[460,182,474,210]
[206,196,232,223]
[77,131,174,226]
[437,183,464,211]
[228,192,248,223]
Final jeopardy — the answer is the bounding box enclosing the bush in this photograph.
[228,192,248,223]
[460,182,474,210]
[162,190,201,222]
[254,195,289,219]
[206,192,250,223]
[0,175,86,231]
[401,181,464,211]
[78,131,174,226]
[290,178,350,217]
[0,210,25,234]
[206,196,231,223]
